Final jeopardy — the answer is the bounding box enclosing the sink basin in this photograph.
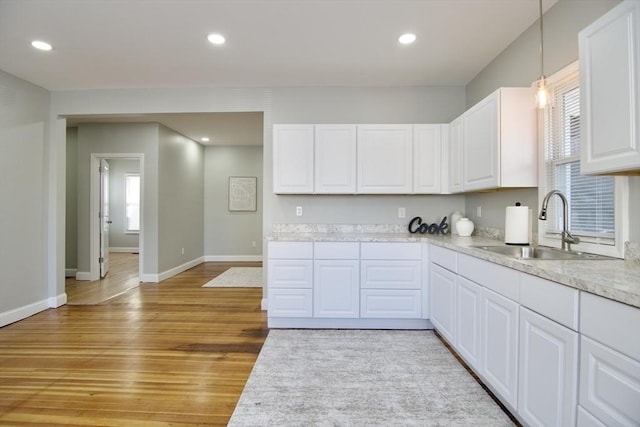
[471,245,615,260]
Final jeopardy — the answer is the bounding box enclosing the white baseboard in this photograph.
[1,298,49,327]
[76,271,91,280]
[65,268,77,277]
[48,293,67,308]
[109,247,139,253]
[140,256,205,283]
[204,255,263,262]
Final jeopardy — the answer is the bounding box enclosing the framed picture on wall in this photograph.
[228,176,257,211]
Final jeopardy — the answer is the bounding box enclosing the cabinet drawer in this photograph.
[458,253,519,302]
[430,245,458,272]
[268,288,313,317]
[360,242,422,260]
[314,242,359,259]
[520,273,579,330]
[360,289,422,318]
[268,241,313,259]
[581,292,640,360]
[267,259,313,288]
[579,336,640,427]
[360,260,422,289]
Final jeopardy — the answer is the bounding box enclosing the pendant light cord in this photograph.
[539,0,544,78]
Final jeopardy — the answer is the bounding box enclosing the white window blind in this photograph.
[543,67,615,244]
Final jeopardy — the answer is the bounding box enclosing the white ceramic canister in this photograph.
[456,218,475,237]
[450,211,463,235]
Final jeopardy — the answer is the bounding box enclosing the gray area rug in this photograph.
[202,267,262,287]
[229,329,514,426]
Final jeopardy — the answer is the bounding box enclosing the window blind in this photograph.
[543,68,615,243]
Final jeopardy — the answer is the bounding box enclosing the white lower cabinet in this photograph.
[267,258,313,317]
[518,307,578,427]
[579,336,640,427]
[456,276,482,371]
[429,263,457,344]
[268,241,428,328]
[480,287,519,410]
[314,242,359,318]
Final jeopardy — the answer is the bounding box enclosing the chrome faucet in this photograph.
[539,190,580,251]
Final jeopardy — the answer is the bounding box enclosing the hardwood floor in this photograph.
[0,262,266,426]
[65,252,141,305]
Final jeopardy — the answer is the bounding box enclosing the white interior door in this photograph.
[99,159,110,277]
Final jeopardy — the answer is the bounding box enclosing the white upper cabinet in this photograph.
[273,124,314,193]
[462,88,537,191]
[357,124,413,193]
[580,0,640,175]
[413,124,447,194]
[448,115,464,193]
[314,125,357,193]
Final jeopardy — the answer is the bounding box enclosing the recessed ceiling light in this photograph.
[207,33,226,45]
[201,137,210,142]
[31,40,53,51]
[398,33,416,45]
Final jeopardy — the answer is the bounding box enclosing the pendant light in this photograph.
[532,0,552,109]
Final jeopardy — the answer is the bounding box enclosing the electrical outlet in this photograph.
[251,241,257,248]
[181,247,185,255]
[477,206,482,217]
[398,207,406,218]
[296,206,303,216]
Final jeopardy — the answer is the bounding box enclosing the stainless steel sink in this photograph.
[471,245,615,260]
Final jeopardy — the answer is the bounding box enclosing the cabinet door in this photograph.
[580,0,640,175]
[273,124,314,193]
[315,125,357,193]
[360,289,421,318]
[518,307,578,427]
[268,288,312,317]
[463,91,500,191]
[314,259,359,318]
[360,260,421,289]
[579,336,640,427]
[448,115,464,193]
[456,276,482,371]
[357,124,413,193]
[413,124,442,193]
[429,264,457,344]
[481,287,519,409]
[267,259,313,288]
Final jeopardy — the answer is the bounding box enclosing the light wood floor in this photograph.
[65,252,141,305]
[0,261,266,426]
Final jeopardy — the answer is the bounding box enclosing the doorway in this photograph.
[89,154,144,282]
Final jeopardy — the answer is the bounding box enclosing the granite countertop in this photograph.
[266,230,640,309]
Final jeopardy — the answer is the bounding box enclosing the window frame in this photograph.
[124,173,141,234]
[537,61,629,258]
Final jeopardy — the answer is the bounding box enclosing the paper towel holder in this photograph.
[505,202,531,246]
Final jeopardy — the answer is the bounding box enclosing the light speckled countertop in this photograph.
[266,231,640,309]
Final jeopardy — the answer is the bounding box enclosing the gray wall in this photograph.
[0,71,49,316]
[205,145,263,258]
[266,86,467,229]
[76,123,159,276]
[107,158,140,250]
[65,127,78,271]
[157,124,204,271]
[463,0,640,242]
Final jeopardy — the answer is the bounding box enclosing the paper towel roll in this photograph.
[505,204,530,245]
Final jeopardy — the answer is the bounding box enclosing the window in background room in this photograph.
[125,173,140,233]
[539,61,628,258]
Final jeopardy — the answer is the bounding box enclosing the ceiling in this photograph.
[0,0,557,145]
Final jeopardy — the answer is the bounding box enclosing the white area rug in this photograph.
[202,267,263,288]
[229,330,514,426]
